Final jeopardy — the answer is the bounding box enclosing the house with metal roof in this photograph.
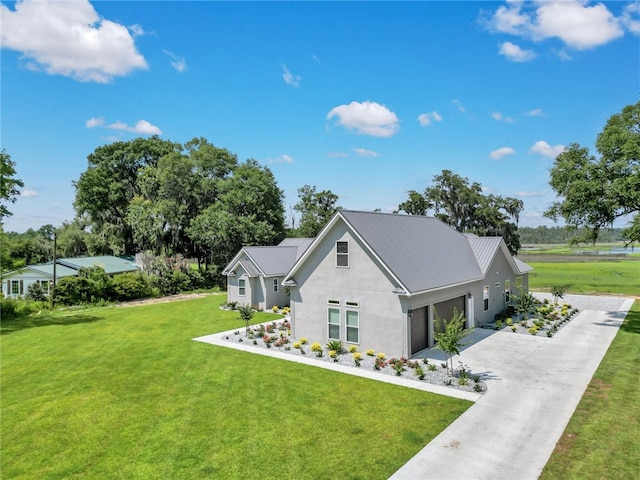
[223,238,313,310]
[281,210,533,358]
[1,256,139,299]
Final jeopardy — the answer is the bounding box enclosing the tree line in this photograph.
[1,101,638,280]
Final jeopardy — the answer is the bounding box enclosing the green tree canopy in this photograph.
[0,149,24,222]
[293,185,341,237]
[398,170,523,254]
[545,101,640,245]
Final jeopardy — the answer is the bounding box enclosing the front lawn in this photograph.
[1,295,471,479]
[541,300,640,479]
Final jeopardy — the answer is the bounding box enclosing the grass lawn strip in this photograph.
[540,300,640,479]
[1,295,471,480]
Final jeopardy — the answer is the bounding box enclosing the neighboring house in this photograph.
[1,256,140,299]
[280,210,533,358]
[223,238,313,310]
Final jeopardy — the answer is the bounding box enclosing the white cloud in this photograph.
[108,120,162,135]
[499,41,537,62]
[268,154,294,164]
[622,2,640,34]
[164,50,187,73]
[85,116,104,128]
[20,189,38,197]
[312,54,322,65]
[327,101,399,138]
[352,148,378,158]
[489,146,516,160]
[129,24,147,37]
[451,99,466,113]
[0,0,148,83]
[417,111,443,127]
[491,111,515,123]
[486,1,629,51]
[525,108,544,117]
[282,64,301,87]
[529,140,565,158]
[327,151,348,158]
[516,190,546,198]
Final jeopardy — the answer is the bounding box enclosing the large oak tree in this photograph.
[545,102,640,245]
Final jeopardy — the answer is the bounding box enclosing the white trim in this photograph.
[238,278,246,296]
[328,307,340,341]
[345,309,359,344]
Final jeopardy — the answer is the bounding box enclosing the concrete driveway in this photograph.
[390,293,635,480]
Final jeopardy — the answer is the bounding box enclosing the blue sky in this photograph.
[2,0,639,233]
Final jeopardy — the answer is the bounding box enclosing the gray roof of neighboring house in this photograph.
[286,210,532,294]
[224,239,314,277]
[51,256,139,275]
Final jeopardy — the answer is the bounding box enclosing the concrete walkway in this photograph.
[390,294,635,480]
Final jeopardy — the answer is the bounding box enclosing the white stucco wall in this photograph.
[290,222,409,357]
[1,271,52,299]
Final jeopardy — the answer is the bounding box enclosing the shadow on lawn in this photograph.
[620,307,640,335]
[1,313,102,335]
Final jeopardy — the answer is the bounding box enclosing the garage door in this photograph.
[433,296,466,334]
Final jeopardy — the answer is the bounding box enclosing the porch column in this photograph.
[466,294,475,328]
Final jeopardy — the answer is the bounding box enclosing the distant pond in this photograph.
[574,247,635,255]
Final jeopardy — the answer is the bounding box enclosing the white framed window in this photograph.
[273,278,278,293]
[11,280,23,295]
[346,310,359,344]
[516,276,523,288]
[336,241,349,267]
[483,285,489,311]
[328,308,340,340]
[504,279,511,304]
[238,278,246,296]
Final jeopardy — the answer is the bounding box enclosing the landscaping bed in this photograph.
[222,319,486,394]
[482,296,580,337]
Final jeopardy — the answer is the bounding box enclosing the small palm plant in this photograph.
[237,304,254,335]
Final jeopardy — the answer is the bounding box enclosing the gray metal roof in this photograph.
[467,237,503,275]
[278,238,314,259]
[339,210,485,293]
[48,256,139,275]
[236,246,301,276]
[513,256,534,273]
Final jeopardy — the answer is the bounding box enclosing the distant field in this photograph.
[521,253,640,297]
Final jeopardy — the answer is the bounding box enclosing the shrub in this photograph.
[300,337,308,345]
[272,305,279,313]
[366,349,375,356]
[293,342,302,349]
[310,342,322,353]
[111,272,153,301]
[328,350,337,359]
[25,282,47,301]
[326,340,344,353]
[348,345,358,353]
[376,352,386,360]
[415,366,425,380]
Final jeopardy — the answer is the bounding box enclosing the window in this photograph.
[505,279,511,304]
[273,278,278,293]
[346,310,359,343]
[345,301,359,307]
[336,241,349,267]
[516,276,523,288]
[238,279,246,296]
[11,280,23,295]
[328,308,340,340]
[483,285,489,311]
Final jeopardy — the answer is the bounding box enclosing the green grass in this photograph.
[1,295,471,480]
[541,301,640,479]
[527,260,640,296]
